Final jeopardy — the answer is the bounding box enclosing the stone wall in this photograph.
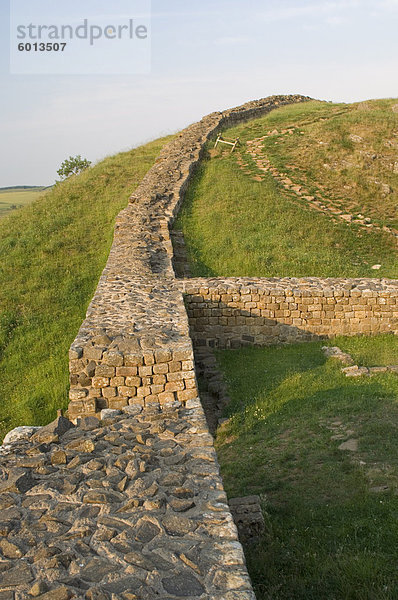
[180,278,398,348]
[1,94,397,599]
[67,94,311,421]
[58,94,312,600]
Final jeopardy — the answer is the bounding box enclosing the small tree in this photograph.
[57,155,91,180]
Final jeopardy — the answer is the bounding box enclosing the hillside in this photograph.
[0,135,173,439]
[0,96,396,600]
[175,99,398,278]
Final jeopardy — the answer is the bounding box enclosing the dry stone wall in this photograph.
[180,278,398,348]
[2,94,312,600]
[67,94,311,420]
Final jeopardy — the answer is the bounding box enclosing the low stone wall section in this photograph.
[180,278,398,348]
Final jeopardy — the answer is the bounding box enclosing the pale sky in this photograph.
[1,0,398,187]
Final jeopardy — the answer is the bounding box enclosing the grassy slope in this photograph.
[0,135,173,439]
[215,335,398,600]
[0,187,47,218]
[175,99,398,278]
[257,99,398,230]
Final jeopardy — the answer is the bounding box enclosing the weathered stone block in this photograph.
[116,366,138,376]
[177,389,197,402]
[69,388,88,400]
[165,381,185,392]
[84,347,105,361]
[92,377,109,388]
[125,376,141,387]
[124,353,144,366]
[143,351,155,365]
[95,365,116,377]
[102,387,118,398]
[103,352,123,366]
[154,349,172,363]
[139,365,153,377]
[173,348,193,361]
[118,386,136,397]
[136,386,151,398]
[153,363,169,374]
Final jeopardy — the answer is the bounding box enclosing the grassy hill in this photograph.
[0,186,49,218]
[175,99,398,278]
[0,135,173,439]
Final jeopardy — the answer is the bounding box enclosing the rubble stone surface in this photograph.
[0,408,255,599]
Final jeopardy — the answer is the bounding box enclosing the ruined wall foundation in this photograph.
[67,94,314,419]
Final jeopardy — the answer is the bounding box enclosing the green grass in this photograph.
[175,100,398,278]
[215,335,398,600]
[0,135,173,440]
[0,187,48,217]
[225,99,398,230]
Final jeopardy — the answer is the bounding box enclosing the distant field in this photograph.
[0,187,47,217]
[175,99,398,279]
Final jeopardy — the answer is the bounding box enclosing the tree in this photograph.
[57,155,91,180]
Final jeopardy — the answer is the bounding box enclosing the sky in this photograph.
[1,0,398,187]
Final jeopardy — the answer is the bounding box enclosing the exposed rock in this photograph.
[322,346,354,365]
[100,409,122,420]
[35,586,71,599]
[1,426,39,447]
[49,452,66,469]
[162,515,196,536]
[77,416,100,431]
[338,438,359,451]
[0,469,36,493]
[32,416,74,444]
[229,495,266,543]
[0,563,33,586]
[29,581,48,596]
[162,572,204,596]
[341,366,369,377]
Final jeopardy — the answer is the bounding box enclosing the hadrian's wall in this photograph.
[0,95,314,600]
[63,93,396,599]
[1,95,397,599]
[67,94,313,421]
